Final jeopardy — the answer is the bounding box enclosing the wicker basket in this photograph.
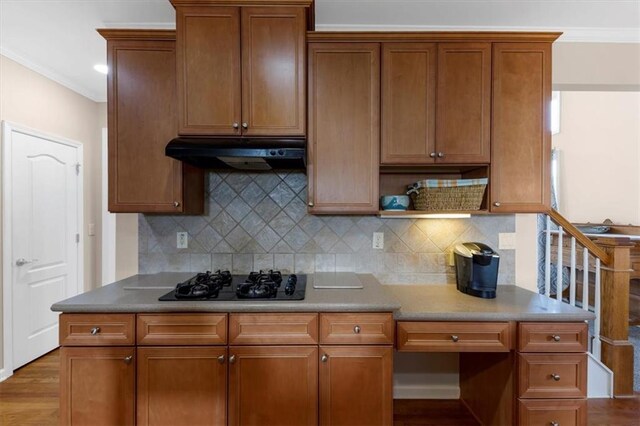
[407,178,488,211]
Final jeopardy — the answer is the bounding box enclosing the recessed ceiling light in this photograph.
[93,64,109,75]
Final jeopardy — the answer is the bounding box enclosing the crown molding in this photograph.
[0,47,105,103]
[314,24,640,43]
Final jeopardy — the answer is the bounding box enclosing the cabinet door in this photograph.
[491,43,551,212]
[60,347,135,426]
[241,7,306,136]
[381,43,436,164]
[176,6,241,135]
[308,43,380,214]
[106,35,203,213]
[436,43,491,163]
[228,346,318,426]
[137,347,227,426]
[319,346,393,426]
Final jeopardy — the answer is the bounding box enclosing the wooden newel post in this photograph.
[595,238,635,397]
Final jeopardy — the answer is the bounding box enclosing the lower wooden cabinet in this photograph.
[518,399,587,426]
[228,346,318,426]
[60,347,135,426]
[137,347,228,426]
[319,346,393,426]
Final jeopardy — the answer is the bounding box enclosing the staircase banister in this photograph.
[548,209,611,266]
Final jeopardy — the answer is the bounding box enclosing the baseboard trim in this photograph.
[394,384,460,399]
[0,367,12,382]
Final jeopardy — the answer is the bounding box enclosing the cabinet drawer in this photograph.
[518,399,587,426]
[229,313,318,344]
[319,313,394,345]
[518,353,587,399]
[137,314,227,345]
[519,322,588,353]
[397,321,512,352]
[59,314,135,346]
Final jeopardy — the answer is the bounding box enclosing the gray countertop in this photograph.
[51,273,594,322]
[51,273,401,313]
[388,284,595,322]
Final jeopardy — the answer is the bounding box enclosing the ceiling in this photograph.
[1,0,638,102]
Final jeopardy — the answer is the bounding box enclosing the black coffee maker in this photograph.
[453,242,500,299]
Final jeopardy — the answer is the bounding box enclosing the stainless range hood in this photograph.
[166,137,306,171]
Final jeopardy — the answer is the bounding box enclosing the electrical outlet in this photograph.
[372,232,384,249]
[499,232,516,250]
[177,232,188,249]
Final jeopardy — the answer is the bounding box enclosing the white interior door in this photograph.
[8,127,81,368]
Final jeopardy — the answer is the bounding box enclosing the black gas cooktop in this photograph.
[158,270,306,301]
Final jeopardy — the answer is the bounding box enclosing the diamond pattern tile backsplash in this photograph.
[139,171,516,284]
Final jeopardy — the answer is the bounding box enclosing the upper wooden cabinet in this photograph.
[436,43,491,163]
[381,42,490,165]
[176,5,306,136]
[307,42,380,214]
[381,43,436,164]
[491,43,551,213]
[100,30,204,214]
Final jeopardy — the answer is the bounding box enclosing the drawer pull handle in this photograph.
[90,327,101,335]
[229,355,236,364]
[217,355,225,364]
[552,335,561,342]
[451,335,459,342]
[551,374,561,381]
[124,356,133,365]
[321,354,329,363]
[354,325,361,334]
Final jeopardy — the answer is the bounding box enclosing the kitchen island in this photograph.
[53,273,593,426]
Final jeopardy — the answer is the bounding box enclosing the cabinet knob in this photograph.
[321,354,329,363]
[173,201,180,208]
[493,202,501,207]
[429,152,437,158]
[437,152,445,158]
[217,355,225,364]
[552,335,561,342]
[354,325,361,334]
[550,422,559,426]
[308,202,314,207]
[551,373,561,381]
[232,122,239,129]
[229,355,236,364]
[242,123,248,129]
[451,335,459,342]
[124,356,133,365]
[90,327,100,335]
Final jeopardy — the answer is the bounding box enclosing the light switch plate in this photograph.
[177,232,188,249]
[499,232,516,250]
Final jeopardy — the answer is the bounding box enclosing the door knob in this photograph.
[429,152,437,158]
[15,258,37,266]
[173,201,180,208]
[551,373,561,381]
[124,356,133,365]
[451,335,459,342]
[217,355,225,364]
[551,335,561,342]
[308,202,314,207]
[232,122,239,129]
[229,355,236,364]
[242,123,248,129]
[493,202,501,207]
[321,354,329,363]
[437,152,445,158]
[353,325,361,334]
